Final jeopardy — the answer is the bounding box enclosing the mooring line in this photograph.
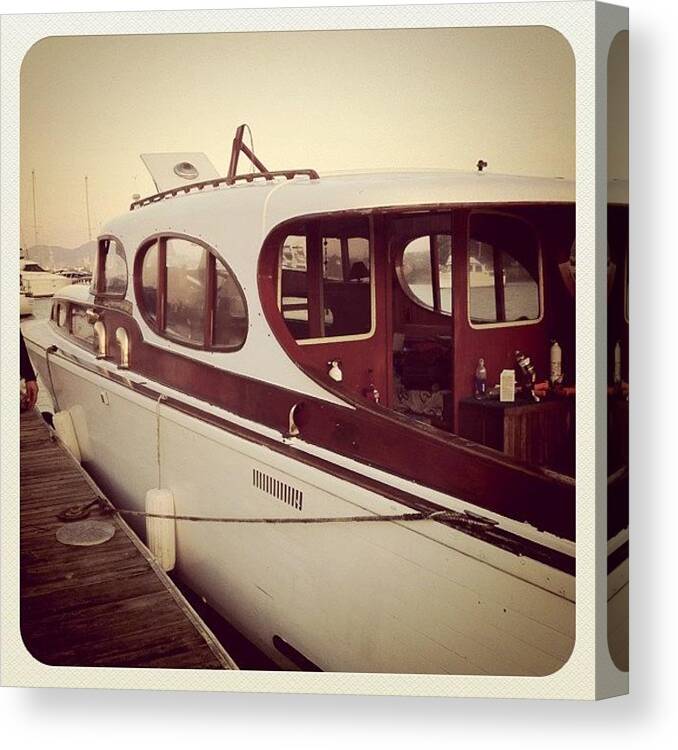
[45,345,60,412]
[58,496,488,526]
[106,504,490,526]
[155,394,166,488]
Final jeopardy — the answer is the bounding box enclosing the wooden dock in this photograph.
[20,408,237,670]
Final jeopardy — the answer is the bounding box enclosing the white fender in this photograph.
[53,410,82,463]
[145,488,176,572]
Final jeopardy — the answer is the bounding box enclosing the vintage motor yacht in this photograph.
[22,127,628,674]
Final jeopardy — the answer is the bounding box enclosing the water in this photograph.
[409,281,539,322]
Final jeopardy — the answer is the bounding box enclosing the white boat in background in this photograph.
[20,259,68,298]
[58,269,93,287]
[468,256,496,287]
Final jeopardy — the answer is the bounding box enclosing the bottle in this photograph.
[474,358,487,399]
[515,350,539,402]
[550,340,563,385]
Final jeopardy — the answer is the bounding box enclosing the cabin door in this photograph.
[386,211,457,431]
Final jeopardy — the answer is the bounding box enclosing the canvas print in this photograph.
[607,28,630,674]
[16,22,609,679]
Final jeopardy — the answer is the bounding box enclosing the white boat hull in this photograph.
[25,325,575,675]
[21,275,67,297]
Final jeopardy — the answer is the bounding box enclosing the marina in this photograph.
[19,407,236,670]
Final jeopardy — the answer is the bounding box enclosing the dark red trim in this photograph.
[204,253,216,346]
[38,331,575,576]
[65,302,577,541]
[157,238,167,330]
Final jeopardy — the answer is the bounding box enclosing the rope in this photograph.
[58,499,490,527]
[155,394,166,488]
[115,508,447,524]
[45,345,60,412]
[58,498,100,521]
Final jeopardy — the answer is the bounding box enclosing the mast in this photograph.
[31,169,39,248]
[84,175,92,242]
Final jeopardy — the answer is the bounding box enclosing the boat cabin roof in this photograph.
[125,169,575,227]
[114,169,628,243]
[79,168,626,408]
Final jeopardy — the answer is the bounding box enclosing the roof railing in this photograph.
[130,124,319,211]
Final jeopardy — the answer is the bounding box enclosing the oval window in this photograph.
[136,236,248,351]
[399,234,453,315]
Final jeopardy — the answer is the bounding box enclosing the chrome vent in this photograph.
[253,468,303,511]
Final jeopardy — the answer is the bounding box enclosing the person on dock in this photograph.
[20,330,39,411]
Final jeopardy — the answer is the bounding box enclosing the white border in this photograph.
[0,2,627,700]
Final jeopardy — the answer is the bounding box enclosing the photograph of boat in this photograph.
[15,25,626,678]
[22,129,585,675]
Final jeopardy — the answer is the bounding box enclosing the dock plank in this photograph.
[20,408,236,670]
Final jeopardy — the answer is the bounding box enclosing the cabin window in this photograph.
[214,263,249,347]
[136,235,248,351]
[22,262,47,272]
[70,306,95,346]
[467,213,541,326]
[279,217,373,342]
[50,301,67,328]
[141,242,158,323]
[165,239,207,344]
[398,234,453,315]
[95,237,128,296]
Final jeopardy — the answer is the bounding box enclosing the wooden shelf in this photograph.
[458,396,575,475]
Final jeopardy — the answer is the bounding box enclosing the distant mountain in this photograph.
[22,241,96,272]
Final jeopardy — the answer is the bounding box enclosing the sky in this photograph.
[20,26,575,250]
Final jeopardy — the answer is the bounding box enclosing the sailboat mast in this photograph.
[85,175,92,242]
[31,169,39,247]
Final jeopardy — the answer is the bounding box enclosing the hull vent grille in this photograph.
[252,468,303,511]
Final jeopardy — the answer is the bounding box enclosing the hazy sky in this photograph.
[20,26,575,249]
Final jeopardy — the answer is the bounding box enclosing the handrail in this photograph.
[129,169,319,211]
[130,123,319,210]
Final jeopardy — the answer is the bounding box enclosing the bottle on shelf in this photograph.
[550,339,563,386]
[474,358,487,399]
